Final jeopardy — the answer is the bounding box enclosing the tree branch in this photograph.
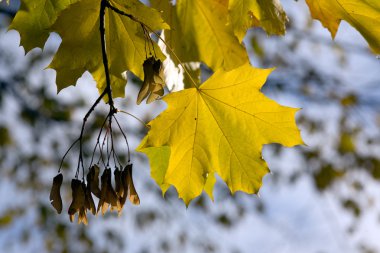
[76,88,108,178]
[100,0,114,109]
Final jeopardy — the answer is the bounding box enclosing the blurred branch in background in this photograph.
[0,0,17,24]
[0,6,15,17]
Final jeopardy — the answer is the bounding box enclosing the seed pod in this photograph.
[68,179,86,224]
[87,164,101,198]
[84,182,96,216]
[137,57,165,104]
[125,164,140,205]
[153,58,162,76]
[114,167,124,199]
[97,168,120,215]
[78,208,88,225]
[120,166,129,207]
[114,167,127,214]
[49,173,63,214]
[98,169,110,215]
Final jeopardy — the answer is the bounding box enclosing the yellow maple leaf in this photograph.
[228,0,288,42]
[49,0,168,98]
[9,0,79,52]
[137,64,303,205]
[152,0,249,71]
[305,0,380,54]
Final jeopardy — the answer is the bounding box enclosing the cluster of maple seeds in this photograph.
[137,56,165,104]
[50,164,139,225]
[48,55,164,224]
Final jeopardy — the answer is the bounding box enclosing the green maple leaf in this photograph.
[137,64,303,205]
[49,0,168,97]
[305,0,380,54]
[228,0,288,42]
[9,0,79,52]
[152,0,249,71]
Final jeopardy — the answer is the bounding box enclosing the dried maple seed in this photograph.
[114,167,123,197]
[137,57,165,104]
[49,173,63,214]
[84,182,96,215]
[120,166,129,207]
[78,207,88,225]
[87,164,101,198]
[148,58,165,103]
[114,167,125,206]
[153,58,162,75]
[97,168,121,215]
[114,171,126,213]
[68,179,87,224]
[98,168,110,215]
[126,164,140,205]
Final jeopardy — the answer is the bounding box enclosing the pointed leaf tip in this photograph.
[305,0,380,54]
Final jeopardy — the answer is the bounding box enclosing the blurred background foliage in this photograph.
[1,1,380,253]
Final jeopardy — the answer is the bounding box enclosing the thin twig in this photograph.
[98,126,109,165]
[117,109,149,129]
[105,0,135,21]
[141,24,156,57]
[107,111,113,166]
[89,113,109,167]
[113,115,131,162]
[58,137,80,173]
[106,126,110,166]
[110,128,122,168]
[76,88,108,178]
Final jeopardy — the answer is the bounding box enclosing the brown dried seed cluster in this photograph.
[137,56,165,104]
[49,164,140,225]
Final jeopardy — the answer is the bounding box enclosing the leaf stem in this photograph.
[117,109,149,129]
[113,115,131,162]
[58,137,79,173]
